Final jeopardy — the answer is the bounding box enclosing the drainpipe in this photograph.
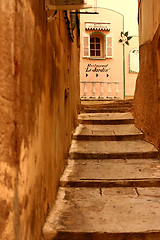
[122,15,125,99]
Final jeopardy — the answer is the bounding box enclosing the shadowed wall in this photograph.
[134,0,160,149]
[0,1,80,239]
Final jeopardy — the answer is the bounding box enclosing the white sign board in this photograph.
[129,49,139,73]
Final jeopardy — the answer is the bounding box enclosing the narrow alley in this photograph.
[0,1,160,239]
[43,100,160,240]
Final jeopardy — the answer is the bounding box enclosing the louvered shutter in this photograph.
[106,36,113,58]
[83,34,90,58]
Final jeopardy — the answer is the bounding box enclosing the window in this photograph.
[90,34,105,59]
[83,32,113,59]
[90,37,101,57]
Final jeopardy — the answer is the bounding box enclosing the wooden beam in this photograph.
[46,4,92,10]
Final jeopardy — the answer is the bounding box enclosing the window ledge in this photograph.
[90,57,106,60]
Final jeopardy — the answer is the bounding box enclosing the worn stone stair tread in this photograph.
[44,232,160,240]
[81,104,133,108]
[81,99,133,108]
[73,124,143,140]
[81,107,133,113]
[79,112,133,120]
[78,112,134,124]
[69,140,158,159]
[43,187,160,240]
[81,102,133,113]
[60,159,160,187]
[81,104,133,109]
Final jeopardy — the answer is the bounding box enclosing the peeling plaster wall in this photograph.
[134,0,160,149]
[0,1,80,240]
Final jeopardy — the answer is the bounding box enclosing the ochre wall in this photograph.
[0,1,80,240]
[138,0,160,45]
[134,0,160,149]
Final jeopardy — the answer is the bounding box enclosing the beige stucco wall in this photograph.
[80,8,139,99]
[80,8,124,99]
[0,1,80,240]
[134,0,160,149]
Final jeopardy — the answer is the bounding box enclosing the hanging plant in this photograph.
[119,31,132,45]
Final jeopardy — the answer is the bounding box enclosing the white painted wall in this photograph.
[86,0,139,36]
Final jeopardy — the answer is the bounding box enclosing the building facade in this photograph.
[134,0,160,150]
[80,8,139,100]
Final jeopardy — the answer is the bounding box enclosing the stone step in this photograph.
[81,99,133,109]
[81,103,133,109]
[60,159,160,188]
[69,140,159,159]
[81,101,133,113]
[43,187,160,240]
[43,102,160,240]
[78,112,134,125]
[81,107,133,113]
[73,124,143,141]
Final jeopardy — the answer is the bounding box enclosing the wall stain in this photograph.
[0,200,11,238]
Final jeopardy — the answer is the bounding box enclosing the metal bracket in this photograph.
[47,10,57,22]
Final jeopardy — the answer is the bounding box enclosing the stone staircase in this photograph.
[81,99,133,113]
[43,100,160,240]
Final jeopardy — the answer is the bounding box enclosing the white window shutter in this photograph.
[83,34,90,58]
[106,36,113,58]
